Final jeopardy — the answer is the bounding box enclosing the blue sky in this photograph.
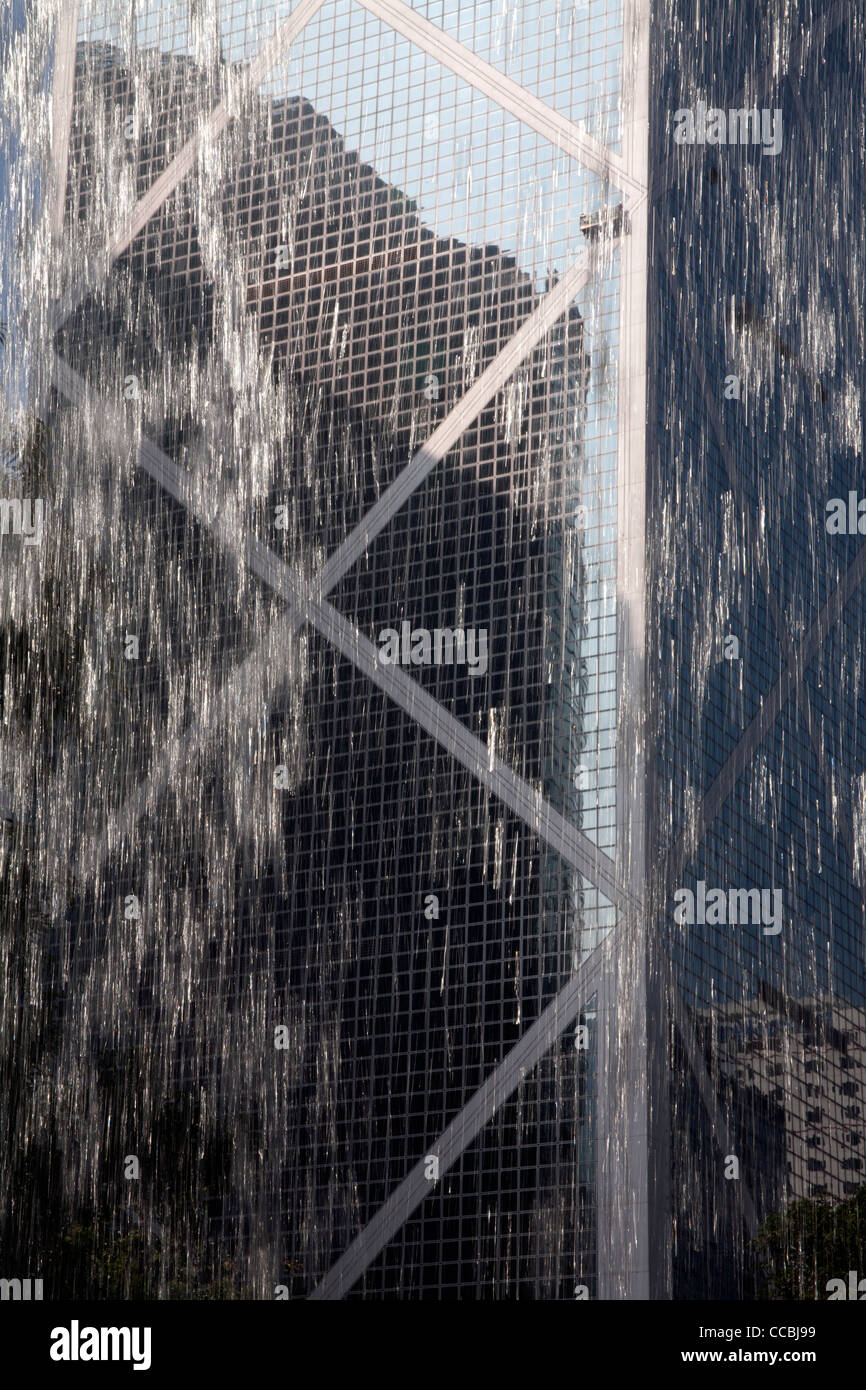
[1,0,41,413]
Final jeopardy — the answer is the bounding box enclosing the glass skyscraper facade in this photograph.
[2,0,862,1302]
[650,0,866,1298]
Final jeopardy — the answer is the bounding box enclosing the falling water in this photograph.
[1,0,864,1304]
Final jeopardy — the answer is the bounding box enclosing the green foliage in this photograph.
[753,1185,866,1299]
[61,1223,240,1300]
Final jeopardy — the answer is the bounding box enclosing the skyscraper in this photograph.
[2,0,862,1301]
[650,0,866,1298]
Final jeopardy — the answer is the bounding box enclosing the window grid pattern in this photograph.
[652,1,866,1298]
[39,0,632,1299]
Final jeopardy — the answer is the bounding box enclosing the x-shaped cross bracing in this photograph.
[47,0,646,1297]
[51,0,643,904]
[47,0,854,1299]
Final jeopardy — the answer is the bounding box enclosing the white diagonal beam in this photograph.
[55,237,612,876]
[310,237,609,597]
[307,922,756,1299]
[323,10,860,1267]
[308,929,613,1299]
[49,0,328,332]
[50,0,649,336]
[354,0,644,201]
[51,351,635,913]
[279,555,634,910]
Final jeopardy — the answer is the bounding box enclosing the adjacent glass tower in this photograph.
[650,0,866,1298]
